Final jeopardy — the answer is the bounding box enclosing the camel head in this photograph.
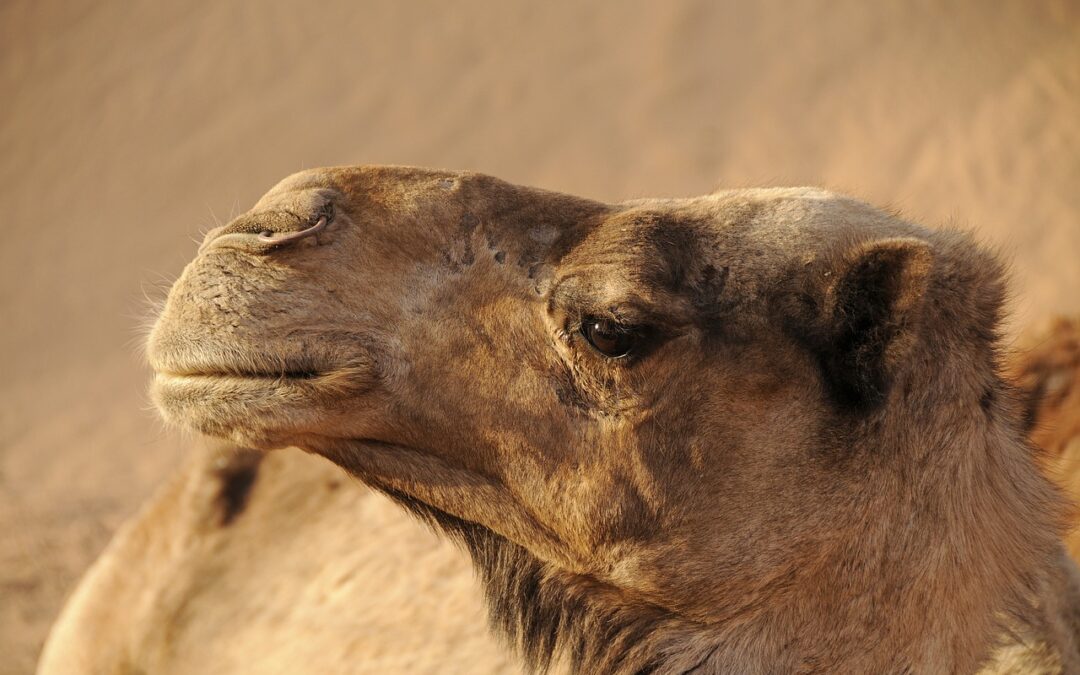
[149,166,1060,672]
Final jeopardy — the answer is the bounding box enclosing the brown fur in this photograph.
[1012,317,1080,561]
[38,320,1080,673]
[37,442,511,675]
[45,167,1080,673]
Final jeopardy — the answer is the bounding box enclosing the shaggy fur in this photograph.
[379,487,687,674]
[1012,316,1080,562]
[61,166,1080,672]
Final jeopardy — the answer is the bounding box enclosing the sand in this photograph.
[1,0,1078,672]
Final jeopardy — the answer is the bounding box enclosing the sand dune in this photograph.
[1,1,1078,672]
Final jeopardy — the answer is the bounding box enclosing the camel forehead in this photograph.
[254,165,468,210]
[260,165,855,217]
[259,167,340,199]
[250,166,918,281]
[582,189,908,269]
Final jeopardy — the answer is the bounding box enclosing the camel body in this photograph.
[38,437,1080,674]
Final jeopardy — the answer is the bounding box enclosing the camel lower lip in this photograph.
[150,370,347,445]
[148,350,379,444]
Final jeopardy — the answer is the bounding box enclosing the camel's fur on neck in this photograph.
[140,165,1073,673]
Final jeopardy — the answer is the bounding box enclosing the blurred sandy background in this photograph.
[1,1,1078,672]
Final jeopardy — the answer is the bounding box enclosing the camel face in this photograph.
[149,166,609,450]
[150,166,1030,629]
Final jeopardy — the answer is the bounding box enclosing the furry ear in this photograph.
[785,237,934,409]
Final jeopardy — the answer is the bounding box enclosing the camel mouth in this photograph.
[156,367,324,381]
[151,361,333,391]
[147,342,369,388]
[149,367,372,448]
[148,345,380,447]
[152,360,372,392]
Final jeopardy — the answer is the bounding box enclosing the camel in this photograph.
[38,166,1080,673]
[37,321,1080,675]
[36,441,511,674]
[1013,317,1080,561]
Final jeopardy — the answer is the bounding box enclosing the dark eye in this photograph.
[581,318,639,358]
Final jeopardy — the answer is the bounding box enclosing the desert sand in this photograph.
[1,1,1078,673]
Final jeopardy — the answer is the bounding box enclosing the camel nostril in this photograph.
[198,205,334,255]
[257,214,331,247]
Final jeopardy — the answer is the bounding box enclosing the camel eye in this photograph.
[581,318,639,358]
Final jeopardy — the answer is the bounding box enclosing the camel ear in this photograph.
[789,238,933,409]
